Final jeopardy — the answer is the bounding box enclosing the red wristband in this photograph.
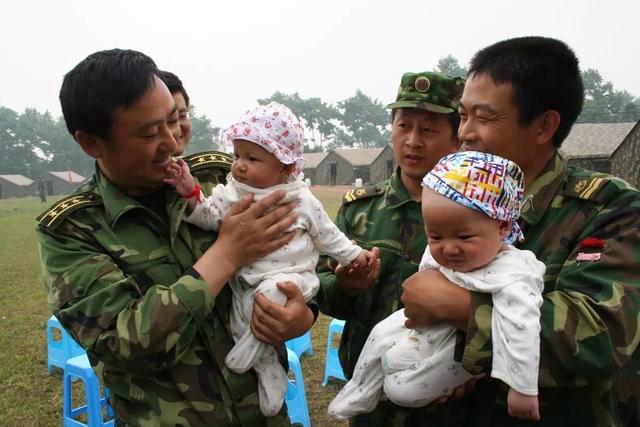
[181,184,201,200]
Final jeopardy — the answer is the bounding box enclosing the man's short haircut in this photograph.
[59,49,159,140]
[158,70,190,107]
[468,36,583,147]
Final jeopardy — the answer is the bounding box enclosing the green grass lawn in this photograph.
[0,187,351,426]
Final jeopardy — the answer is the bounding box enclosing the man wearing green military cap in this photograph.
[37,49,314,426]
[317,70,465,426]
[401,36,640,426]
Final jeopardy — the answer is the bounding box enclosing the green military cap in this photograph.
[387,71,465,113]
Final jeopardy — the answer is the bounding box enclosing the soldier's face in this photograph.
[95,76,181,195]
[422,189,509,272]
[391,108,459,188]
[172,91,191,156]
[458,73,540,179]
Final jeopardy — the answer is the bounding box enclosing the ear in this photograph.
[499,220,512,240]
[75,130,104,159]
[535,110,561,147]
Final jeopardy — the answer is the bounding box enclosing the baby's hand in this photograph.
[349,248,379,271]
[507,388,540,421]
[163,159,196,197]
[336,247,381,296]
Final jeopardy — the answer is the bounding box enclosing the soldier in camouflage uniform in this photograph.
[400,37,640,426]
[37,49,314,426]
[316,71,465,426]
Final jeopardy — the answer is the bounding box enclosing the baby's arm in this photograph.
[164,159,200,212]
[339,247,381,292]
[507,388,540,421]
[305,193,381,280]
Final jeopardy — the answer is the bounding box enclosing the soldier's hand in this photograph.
[336,246,380,296]
[401,269,471,330]
[431,377,478,405]
[217,190,298,269]
[251,282,314,345]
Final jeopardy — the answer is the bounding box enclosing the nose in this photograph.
[442,241,460,256]
[405,127,423,148]
[457,116,476,144]
[234,158,246,171]
[160,122,179,154]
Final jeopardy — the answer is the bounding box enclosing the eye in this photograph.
[249,156,259,162]
[458,235,473,241]
[178,114,189,122]
[142,132,158,140]
[428,235,441,242]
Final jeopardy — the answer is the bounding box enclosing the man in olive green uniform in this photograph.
[37,49,314,426]
[316,71,465,425]
[401,37,640,426]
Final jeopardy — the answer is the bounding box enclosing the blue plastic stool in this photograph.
[285,349,311,427]
[63,354,115,427]
[322,318,347,386]
[285,330,313,359]
[47,315,85,373]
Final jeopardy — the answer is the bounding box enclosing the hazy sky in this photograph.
[2,0,638,129]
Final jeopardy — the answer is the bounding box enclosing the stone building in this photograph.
[561,122,639,188]
[311,146,395,186]
[302,152,329,185]
[0,174,34,199]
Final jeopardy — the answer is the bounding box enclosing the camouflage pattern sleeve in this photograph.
[37,214,217,373]
[460,162,640,388]
[453,158,640,425]
[37,164,293,426]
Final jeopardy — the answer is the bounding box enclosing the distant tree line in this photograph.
[2,56,638,176]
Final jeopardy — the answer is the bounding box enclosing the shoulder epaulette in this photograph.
[560,171,631,204]
[36,191,102,230]
[183,151,232,173]
[343,184,384,204]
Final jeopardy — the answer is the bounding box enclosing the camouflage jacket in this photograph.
[37,152,291,427]
[316,170,437,425]
[452,153,640,426]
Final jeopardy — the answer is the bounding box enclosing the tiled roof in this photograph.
[333,147,387,166]
[0,174,33,186]
[303,152,329,169]
[48,171,85,183]
[561,122,636,158]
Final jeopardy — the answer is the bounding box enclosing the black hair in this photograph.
[468,36,583,147]
[158,70,190,107]
[390,108,460,140]
[59,49,159,140]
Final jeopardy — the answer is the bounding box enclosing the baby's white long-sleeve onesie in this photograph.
[329,246,544,420]
[185,175,361,416]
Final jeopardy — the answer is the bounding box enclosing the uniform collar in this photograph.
[93,164,183,226]
[520,152,567,225]
[384,168,420,209]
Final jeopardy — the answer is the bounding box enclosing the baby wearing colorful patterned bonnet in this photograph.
[165,101,378,416]
[329,151,546,422]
